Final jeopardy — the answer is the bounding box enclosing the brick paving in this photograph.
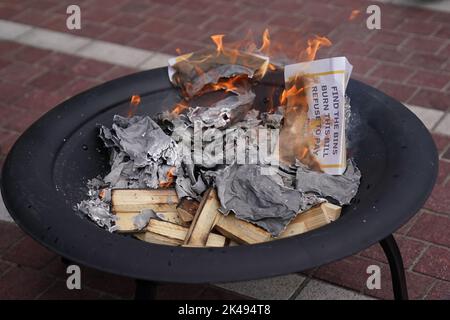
[0,0,449,299]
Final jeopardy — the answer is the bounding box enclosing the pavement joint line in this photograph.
[422,279,439,300]
[407,242,431,272]
[289,276,312,300]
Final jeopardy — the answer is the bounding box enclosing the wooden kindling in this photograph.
[111,189,179,213]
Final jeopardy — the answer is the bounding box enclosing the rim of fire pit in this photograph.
[1,67,438,283]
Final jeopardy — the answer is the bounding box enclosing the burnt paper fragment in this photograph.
[187,90,256,129]
[99,115,178,189]
[100,115,177,168]
[212,163,322,236]
[295,159,361,205]
[168,49,269,98]
[132,209,157,230]
[77,198,116,232]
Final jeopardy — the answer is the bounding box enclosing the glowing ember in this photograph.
[170,100,189,116]
[211,34,225,54]
[127,95,141,118]
[349,9,361,21]
[130,95,141,105]
[159,167,176,188]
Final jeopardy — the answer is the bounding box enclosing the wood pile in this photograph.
[111,187,342,247]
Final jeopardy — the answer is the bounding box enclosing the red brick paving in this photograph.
[407,213,450,247]
[0,266,55,299]
[0,220,247,300]
[0,0,449,299]
[3,236,57,270]
[414,246,450,281]
[427,280,450,300]
[360,235,427,269]
[0,0,448,108]
[37,280,102,300]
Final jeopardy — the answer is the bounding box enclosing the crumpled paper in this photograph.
[187,90,256,129]
[296,159,361,205]
[77,198,116,232]
[100,115,177,168]
[99,115,178,189]
[212,163,323,236]
[168,49,269,98]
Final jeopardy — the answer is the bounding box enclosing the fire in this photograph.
[259,28,270,55]
[170,100,189,116]
[130,95,141,105]
[172,29,333,171]
[211,34,225,54]
[127,94,141,118]
[349,9,361,21]
[299,35,332,62]
[279,84,304,106]
[207,74,248,94]
[159,167,176,188]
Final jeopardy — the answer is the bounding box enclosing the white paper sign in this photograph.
[285,57,353,175]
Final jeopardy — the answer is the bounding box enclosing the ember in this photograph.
[77,30,361,246]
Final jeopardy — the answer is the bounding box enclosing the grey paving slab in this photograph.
[216,274,306,300]
[435,113,450,136]
[405,104,445,130]
[138,53,174,70]
[77,40,152,68]
[0,191,13,222]
[295,279,375,300]
[0,20,32,40]
[389,0,450,13]
[16,27,91,54]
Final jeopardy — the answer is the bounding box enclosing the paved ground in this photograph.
[0,0,449,299]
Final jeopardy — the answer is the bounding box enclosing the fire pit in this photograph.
[1,67,437,300]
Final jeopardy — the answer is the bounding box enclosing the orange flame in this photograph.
[299,35,332,62]
[170,100,189,116]
[259,28,270,55]
[130,95,141,105]
[279,85,304,106]
[349,9,361,21]
[211,34,225,54]
[159,167,176,188]
[208,74,247,93]
[127,94,141,117]
[278,73,322,171]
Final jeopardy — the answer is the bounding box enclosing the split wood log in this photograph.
[135,232,182,246]
[278,202,342,238]
[147,219,225,247]
[155,211,189,227]
[114,212,150,233]
[185,188,272,245]
[111,189,178,213]
[214,214,272,244]
[184,188,221,246]
[147,219,187,241]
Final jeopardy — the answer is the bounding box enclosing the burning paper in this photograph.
[285,57,353,175]
[76,31,362,243]
[168,48,269,98]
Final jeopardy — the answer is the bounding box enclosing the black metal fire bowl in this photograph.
[1,68,438,299]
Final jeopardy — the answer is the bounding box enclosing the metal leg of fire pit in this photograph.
[134,280,158,300]
[379,234,409,300]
